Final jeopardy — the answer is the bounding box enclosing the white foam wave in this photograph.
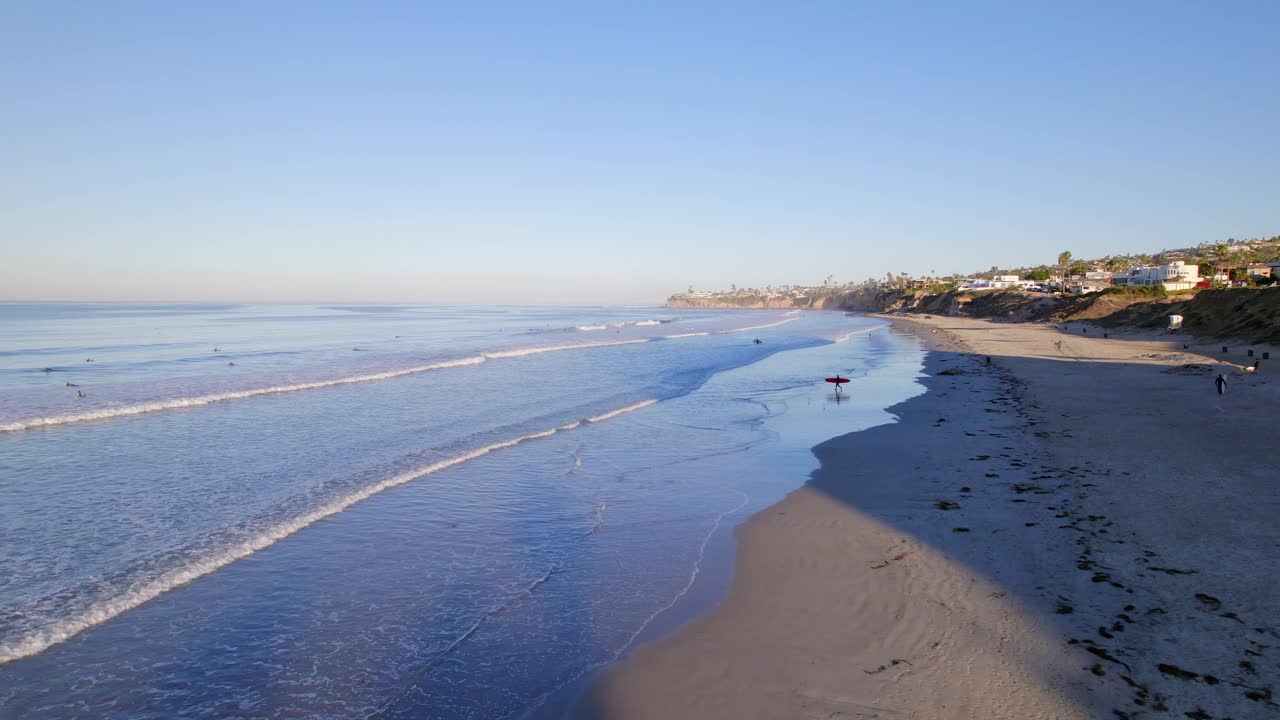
[663,332,710,339]
[0,356,486,433]
[826,324,887,343]
[716,317,800,334]
[585,399,656,423]
[571,319,664,332]
[483,338,648,359]
[1,340,652,433]
[0,399,658,665]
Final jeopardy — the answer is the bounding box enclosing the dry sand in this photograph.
[569,317,1278,719]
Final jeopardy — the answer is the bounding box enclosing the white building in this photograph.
[986,275,1027,289]
[1114,261,1201,290]
[961,276,1040,291]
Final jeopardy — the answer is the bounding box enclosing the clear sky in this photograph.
[2,2,1277,304]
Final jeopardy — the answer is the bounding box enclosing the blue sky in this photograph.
[2,2,1277,303]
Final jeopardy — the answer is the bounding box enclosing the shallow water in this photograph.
[0,303,923,719]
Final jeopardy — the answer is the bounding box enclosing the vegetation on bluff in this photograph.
[669,234,1280,341]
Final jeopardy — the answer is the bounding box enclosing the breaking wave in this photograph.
[0,340,652,433]
[0,399,658,665]
[716,317,799,333]
[568,319,670,332]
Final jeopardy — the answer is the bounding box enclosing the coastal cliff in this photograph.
[668,287,1280,343]
[666,288,921,312]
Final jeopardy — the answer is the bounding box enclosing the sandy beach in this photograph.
[571,317,1279,719]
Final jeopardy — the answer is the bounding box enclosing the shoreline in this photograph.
[569,316,1279,718]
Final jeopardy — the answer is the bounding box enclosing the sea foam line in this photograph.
[570,319,665,332]
[661,316,797,341]
[828,324,888,343]
[481,338,647,359]
[0,399,658,666]
[716,316,799,333]
[517,488,751,720]
[0,339,651,433]
[614,489,750,657]
[367,563,561,718]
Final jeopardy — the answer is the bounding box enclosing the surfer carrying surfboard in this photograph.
[825,374,850,393]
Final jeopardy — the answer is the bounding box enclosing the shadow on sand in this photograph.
[569,327,1278,719]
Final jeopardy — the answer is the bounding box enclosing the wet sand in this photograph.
[569,317,1279,719]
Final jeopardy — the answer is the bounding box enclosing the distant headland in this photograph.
[668,235,1280,343]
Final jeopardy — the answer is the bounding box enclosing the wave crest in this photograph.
[1,341,653,433]
[0,399,658,665]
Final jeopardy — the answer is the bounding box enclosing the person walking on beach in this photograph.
[1215,373,1227,395]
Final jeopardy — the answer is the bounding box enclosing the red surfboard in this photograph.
[825,377,850,384]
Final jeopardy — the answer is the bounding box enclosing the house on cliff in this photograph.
[1113,261,1201,291]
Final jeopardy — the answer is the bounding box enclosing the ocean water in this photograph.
[0,303,924,719]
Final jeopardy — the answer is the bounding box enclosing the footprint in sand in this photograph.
[1194,593,1223,611]
[868,552,912,570]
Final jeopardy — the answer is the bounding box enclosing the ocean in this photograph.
[0,303,924,719]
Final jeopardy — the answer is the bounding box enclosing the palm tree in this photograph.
[1056,251,1072,289]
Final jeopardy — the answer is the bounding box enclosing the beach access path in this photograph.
[570,316,1278,720]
